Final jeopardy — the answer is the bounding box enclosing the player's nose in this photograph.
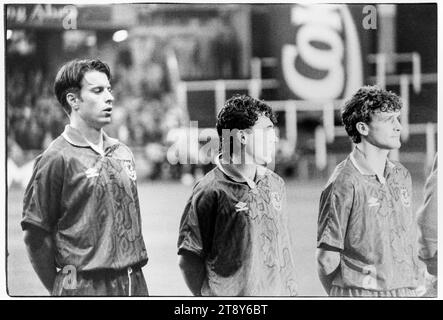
[273,130,279,143]
[105,90,114,103]
[394,117,402,131]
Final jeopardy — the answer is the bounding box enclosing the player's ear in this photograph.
[236,130,248,145]
[66,92,79,110]
[356,121,369,137]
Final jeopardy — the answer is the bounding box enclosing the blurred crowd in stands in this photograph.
[7,62,190,181]
[7,62,298,183]
[7,19,300,184]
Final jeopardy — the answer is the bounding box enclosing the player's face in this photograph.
[245,115,278,165]
[365,111,402,150]
[76,70,114,130]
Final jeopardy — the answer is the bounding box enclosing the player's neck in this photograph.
[355,142,390,176]
[229,153,257,181]
[233,163,257,181]
[70,115,103,145]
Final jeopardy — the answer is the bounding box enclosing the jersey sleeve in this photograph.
[417,154,438,261]
[177,183,217,258]
[21,151,64,232]
[277,178,298,295]
[317,179,354,250]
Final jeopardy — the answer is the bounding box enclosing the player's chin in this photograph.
[391,139,401,149]
[386,141,401,150]
[259,156,274,166]
[252,156,266,166]
[98,117,112,125]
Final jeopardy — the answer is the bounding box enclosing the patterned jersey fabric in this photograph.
[417,154,438,260]
[22,125,148,271]
[317,148,422,291]
[178,158,297,296]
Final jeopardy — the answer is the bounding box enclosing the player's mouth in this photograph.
[103,107,113,115]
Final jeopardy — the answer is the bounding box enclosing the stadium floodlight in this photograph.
[112,30,128,42]
[7,30,13,40]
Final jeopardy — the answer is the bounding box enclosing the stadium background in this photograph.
[5,3,437,296]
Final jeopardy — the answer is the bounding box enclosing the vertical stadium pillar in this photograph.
[215,80,226,114]
[315,126,327,171]
[285,101,297,154]
[400,74,410,141]
[323,102,335,143]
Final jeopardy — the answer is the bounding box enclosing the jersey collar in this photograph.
[61,125,119,154]
[214,154,267,189]
[349,146,396,184]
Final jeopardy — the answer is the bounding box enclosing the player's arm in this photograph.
[316,178,354,295]
[178,184,217,296]
[316,244,341,295]
[23,224,57,294]
[22,152,64,294]
[178,250,206,296]
[417,154,438,275]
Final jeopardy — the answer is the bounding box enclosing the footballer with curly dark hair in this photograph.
[316,86,422,297]
[215,94,277,161]
[177,94,298,296]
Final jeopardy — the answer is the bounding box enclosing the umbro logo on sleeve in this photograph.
[85,168,99,178]
[235,201,249,212]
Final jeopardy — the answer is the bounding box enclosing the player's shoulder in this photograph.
[190,168,223,201]
[387,159,412,182]
[263,167,285,186]
[388,159,410,174]
[39,135,68,162]
[325,158,358,190]
[193,168,221,191]
[32,135,69,172]
[107,137,135,160]
[329,158,356,182]
[114,139,130,151]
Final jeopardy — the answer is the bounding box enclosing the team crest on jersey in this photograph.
[400,187,411,207]
[122,160,137,181]
[271,192,282,211]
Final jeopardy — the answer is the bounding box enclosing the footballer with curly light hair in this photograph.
[316,85,422,297]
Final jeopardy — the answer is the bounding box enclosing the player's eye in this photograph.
[390,116,401,124]
[384,116,395,123]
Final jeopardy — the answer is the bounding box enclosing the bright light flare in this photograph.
[112,30,128,43]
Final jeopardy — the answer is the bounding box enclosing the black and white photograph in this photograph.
[2,1,439,301]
